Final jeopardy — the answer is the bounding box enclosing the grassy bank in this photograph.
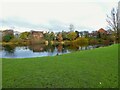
[2,44,118,88]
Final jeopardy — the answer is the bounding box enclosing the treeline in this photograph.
[1,28,116,46]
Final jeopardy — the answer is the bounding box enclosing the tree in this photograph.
[69,24,74,32]
[83,31,89,38]
[44,32,50,41]
[67,32,77,41]
[79,31,83,37]
[97,32,101,38]
[106,7,119,43]
[75,31,79,39]
[3,34,14,42]
[44,32,55,42]
[74,37,88,46]
[62,31,68,40]
[19,32,30,40]
[50,32,55,41]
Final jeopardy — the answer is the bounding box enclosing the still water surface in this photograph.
[0,44,106,58]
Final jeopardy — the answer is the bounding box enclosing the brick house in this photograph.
[98,28,107,34]
[2,29,14,36]
[30,31,45,44]
[30,31,44,40]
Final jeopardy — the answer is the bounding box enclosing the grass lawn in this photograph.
[2,44,118,88]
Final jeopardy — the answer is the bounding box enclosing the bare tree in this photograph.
[69,24,74,32]
[106,6,119,43]
[107,8,118,31]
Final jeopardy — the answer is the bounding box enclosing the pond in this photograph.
[0,44,108,58]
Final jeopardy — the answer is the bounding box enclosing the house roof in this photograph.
[98,28,107,33]
[31,31,43,34]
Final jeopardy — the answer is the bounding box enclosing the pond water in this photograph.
[0,44,107,58]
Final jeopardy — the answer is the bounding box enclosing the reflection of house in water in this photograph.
[29,44,45,52]
[57,44,63,52]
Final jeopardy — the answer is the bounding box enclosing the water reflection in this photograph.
[1,44,107,58]
[29,44,46,52]
[3,45,15,57]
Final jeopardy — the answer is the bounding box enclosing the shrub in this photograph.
[89,39,98,45]
[102,40,110,45]
[67,32,77,41]
[3,35,14,42]
[74,37,88,46]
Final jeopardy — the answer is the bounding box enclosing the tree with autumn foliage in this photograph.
[67,32,77,41]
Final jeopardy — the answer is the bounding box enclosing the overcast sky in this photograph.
[0,0,119,32]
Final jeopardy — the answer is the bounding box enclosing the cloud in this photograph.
[0,17,94,32]
[0,1,118,32]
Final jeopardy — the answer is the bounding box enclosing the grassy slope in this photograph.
[0,58,2,89]
[2,44,118,88]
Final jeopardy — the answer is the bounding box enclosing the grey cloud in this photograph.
[0,17,94,32]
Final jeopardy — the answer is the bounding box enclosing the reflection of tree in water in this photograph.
[57,44,63,53]
[79,44,105,50]
[29,44,46,52]
[0,45,2,51]
[79,46,88,50]
[3,45,15,55]
[44,44,55,53]
[29,44,56,53]
[56,44,67,53]
[66,45,79,52]
[62,45,67,53]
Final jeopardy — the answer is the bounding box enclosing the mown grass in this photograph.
[2,44,118,88]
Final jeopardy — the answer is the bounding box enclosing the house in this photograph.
[56,32,63,42]
[91,31,98,38]
[2,29,14,36]
[30,31,44,40]
[98,28,107,34]
[30,31,45,44]
[14,31,20,38]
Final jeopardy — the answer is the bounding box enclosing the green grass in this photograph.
[0,58,2,89]
[2,44,118,88]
